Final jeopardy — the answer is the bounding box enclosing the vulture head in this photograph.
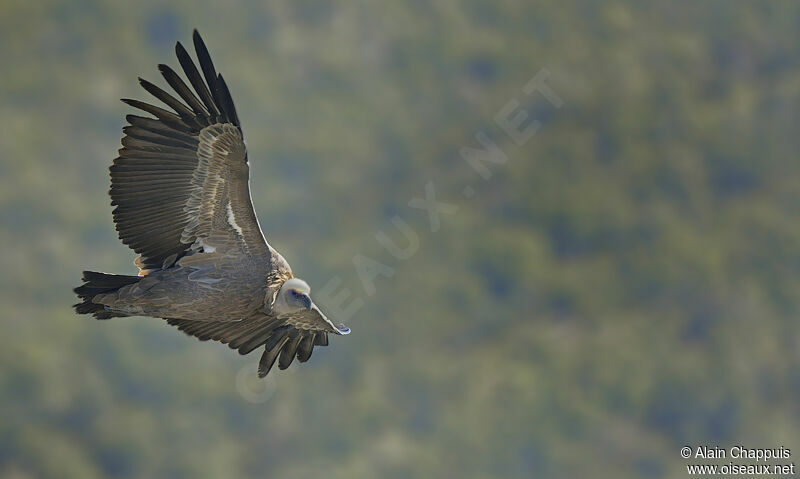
[274,278,315,315]
[273,278,350,335]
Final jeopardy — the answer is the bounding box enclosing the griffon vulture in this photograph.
[74,30,350,378]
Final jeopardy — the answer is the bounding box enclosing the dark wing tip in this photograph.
[215,73,240,127]
[174,41,189,60]
[296,334,315,363]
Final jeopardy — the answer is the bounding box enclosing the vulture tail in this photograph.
[73,271,141,319]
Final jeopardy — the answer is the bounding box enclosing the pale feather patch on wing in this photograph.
[187,237,216,254]
[180,125,231,246]
[177,123,270,256]
[201,241,216,253]
[226,201,244,237]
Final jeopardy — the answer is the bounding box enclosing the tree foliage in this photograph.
[0,1,798,477]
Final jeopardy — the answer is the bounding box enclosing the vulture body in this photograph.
[74,30,349,378]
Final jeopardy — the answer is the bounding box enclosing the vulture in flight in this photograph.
[74,30,350,378]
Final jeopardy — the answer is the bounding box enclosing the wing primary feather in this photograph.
[138,77,197,123]
[228,317,282,349]
[158,64,210,121]
[314,333,329,346]
[126,114,193,134]
[123,126,198,149]
[236,321,286,355]
[216,74,240,127]
[111,163,196,172]
[296,333,315,362]
[192,30,223,115]
[119,137,196,155]
[258,336,289,378]
[175,41,221,119]
[123,123,197,145]
[120,99,191,132]
[263,327,291,351]
[116,148,197,161]
[279,334,302,370]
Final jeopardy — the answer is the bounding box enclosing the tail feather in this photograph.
[73,271,141,319]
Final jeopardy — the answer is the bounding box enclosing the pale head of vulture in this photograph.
[274,278,314,315]
[272,278,350,335]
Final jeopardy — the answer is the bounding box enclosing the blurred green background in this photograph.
[1,1,799,478]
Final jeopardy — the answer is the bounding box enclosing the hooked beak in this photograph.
[310,302,351,335]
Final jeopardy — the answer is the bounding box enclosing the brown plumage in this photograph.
[74,30,349,378]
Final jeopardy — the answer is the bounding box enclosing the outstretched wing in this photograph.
[165,315,333,377]
[111,30,273,274]
[166,305,348,377]
[116,30,349,378]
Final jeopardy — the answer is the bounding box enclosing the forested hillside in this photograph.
[0,1,798,477]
